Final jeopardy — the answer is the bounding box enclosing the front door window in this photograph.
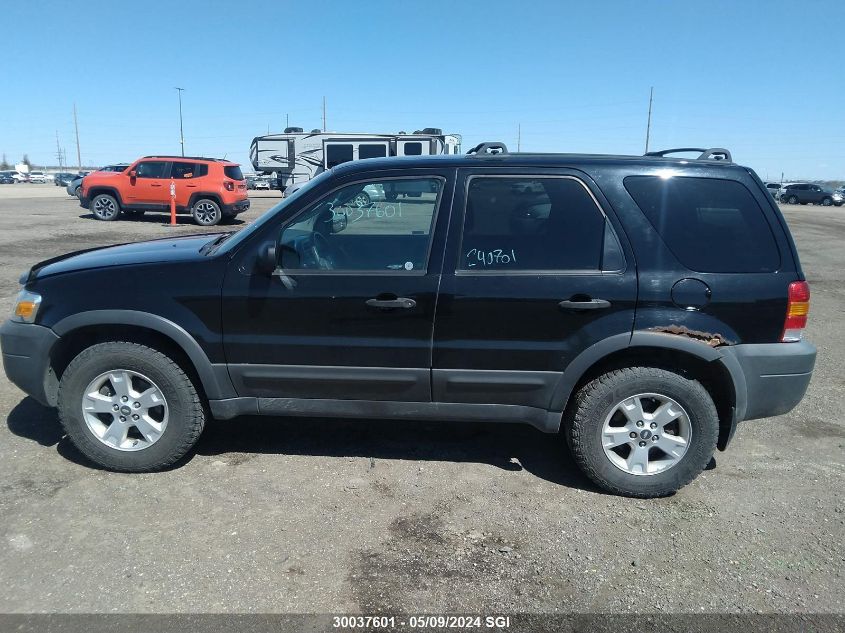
[279,178,443,273]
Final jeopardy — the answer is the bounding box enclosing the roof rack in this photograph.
[644,147,732,162]
[143,155,227,162]
[466,142,508,155]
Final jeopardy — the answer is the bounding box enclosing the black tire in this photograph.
[566,367,718,498]
[57,342,205,472]
[821,197,832,207]
[191,198,222,226]
[788,195,798,205]
[90,193,121,221]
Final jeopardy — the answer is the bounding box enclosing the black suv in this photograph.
[779,183,835,206]
[0,145,816,497]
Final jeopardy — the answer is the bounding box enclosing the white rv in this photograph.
[249,127,461,191]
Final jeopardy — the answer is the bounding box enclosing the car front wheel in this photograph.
[566,367,718,498]
[788,195,798,204]
[90,194,121,221]
[57,342,205,471]
[191,199,221,226]
[821,197,832,206]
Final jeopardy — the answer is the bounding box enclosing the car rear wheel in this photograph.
[91,194,120,221]
[788,195,798,205]
[352,191,371,207]
[566,366,718,498]
[191,199,221,226]
[57,342,205,472]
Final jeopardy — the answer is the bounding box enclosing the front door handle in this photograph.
[558,298,612,310]
[366,297,417,309]
[150,183,163,187]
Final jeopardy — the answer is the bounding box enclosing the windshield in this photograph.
[218,170,334,254]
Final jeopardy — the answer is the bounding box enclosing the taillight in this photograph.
[224,181,234,191]
[782,281,810,342]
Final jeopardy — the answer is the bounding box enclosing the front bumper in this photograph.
[0,320,59,406]
[222,199,250,215]
[79,194,90,209]
[726,340,816,421]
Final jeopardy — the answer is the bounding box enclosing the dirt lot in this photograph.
[0,185,842,614]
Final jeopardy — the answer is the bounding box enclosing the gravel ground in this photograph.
[0,185,842,615]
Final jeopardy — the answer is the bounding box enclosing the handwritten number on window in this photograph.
[465,248,517,268]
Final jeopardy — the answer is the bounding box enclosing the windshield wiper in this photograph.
[200,232,233,255]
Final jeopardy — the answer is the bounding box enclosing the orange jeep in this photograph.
[80,156,249,226]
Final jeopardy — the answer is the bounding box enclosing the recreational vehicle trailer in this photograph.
[249,127,461,191]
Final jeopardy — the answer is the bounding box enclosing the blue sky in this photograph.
[1,0,843,180]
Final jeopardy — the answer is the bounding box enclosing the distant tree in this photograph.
[21,154,31,167]
[0,154,9,170]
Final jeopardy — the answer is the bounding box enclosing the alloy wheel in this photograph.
[194,201,219,224]
[92,197,117,219]
[81,369,169,451]
[600,392,692,476]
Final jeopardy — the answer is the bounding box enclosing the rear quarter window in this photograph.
[224,165,244,180]
[624,175,780,273]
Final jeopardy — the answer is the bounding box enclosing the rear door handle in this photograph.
[558,298,611,310]
[366,297,417,309]
[151,183,162,187]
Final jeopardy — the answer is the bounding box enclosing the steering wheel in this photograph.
[307,231,336,270]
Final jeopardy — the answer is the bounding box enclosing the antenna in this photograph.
[644,87,653,154]
[322,96,326,132]
[517,123,521,152]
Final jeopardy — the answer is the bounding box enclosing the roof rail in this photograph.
[466,142,508,155]
[143,155,226,162]
[644,147,732,162]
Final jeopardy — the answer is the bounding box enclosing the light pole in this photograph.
[175,87,185,156]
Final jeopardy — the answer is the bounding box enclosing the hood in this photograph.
[29,233,225,281]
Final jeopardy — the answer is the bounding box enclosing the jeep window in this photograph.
[459,177,607,272]
[135,161,167,178]
[403,142,423,156]
[325,144,353,168]
[624,176,780,273]
[279,177,442,272]
[358,144,387,160]
[223,165,243,180]
[171,162,201,179]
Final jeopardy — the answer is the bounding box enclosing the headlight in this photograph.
[12,289,41,323]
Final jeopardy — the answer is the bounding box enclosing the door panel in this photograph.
[127,161,170,207]
[432,169,637,409]
[222,171,455,402]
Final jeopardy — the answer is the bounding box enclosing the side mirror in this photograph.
[256,242,277,275]
[128,170,137,178]
[330,211,347,234]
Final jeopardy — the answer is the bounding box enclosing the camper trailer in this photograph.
[249,127,461,191]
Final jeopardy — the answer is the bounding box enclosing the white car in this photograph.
[254,180,271,190]
[27,171,46,183]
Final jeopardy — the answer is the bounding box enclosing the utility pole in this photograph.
[644,87,653,154]
[55,131,63,171]
[73,103,81,172]
[286,113,289,129]
[175,87,185,156]
[322,96,326,132]
[517,123,521,152]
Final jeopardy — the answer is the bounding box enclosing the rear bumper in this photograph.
[0,320,59,406]
[726,340,816,421]
[222,199,250,215]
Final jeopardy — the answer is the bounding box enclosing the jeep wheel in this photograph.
[57,342,205,472]
[821,197,832,207]
[191,199,221,226]
[91,194,120,221]
[566,367,718,498]
[788,195,798,205]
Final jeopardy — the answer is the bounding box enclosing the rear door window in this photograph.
[459,176,612,271]
[624,176,780,273]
